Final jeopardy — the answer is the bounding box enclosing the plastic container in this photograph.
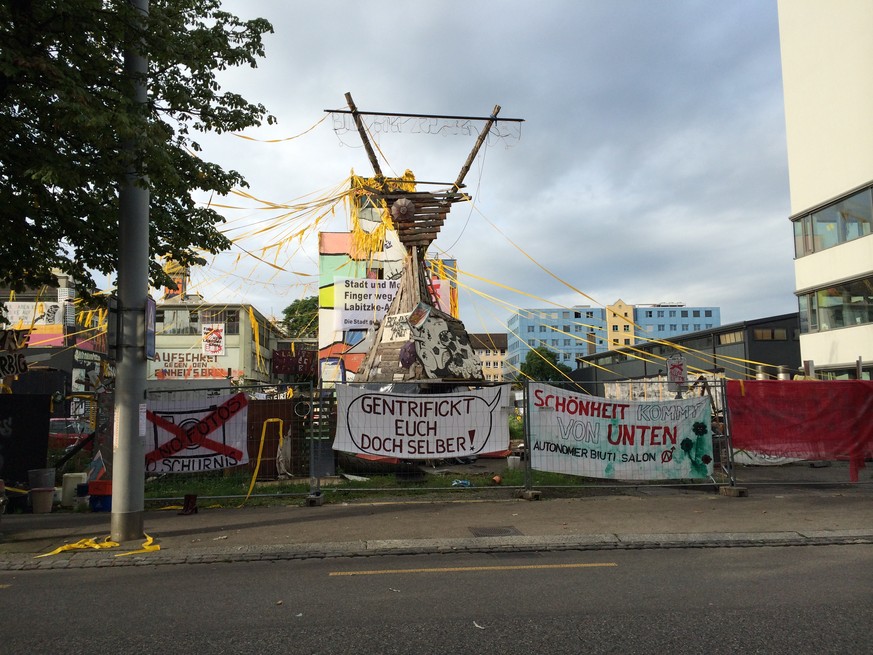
[28,468,56,489]
[62,473,88,508]
[30,488,54,514]
[506,455,521,470]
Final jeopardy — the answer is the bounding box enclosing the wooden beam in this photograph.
[345,92,383,179]
[452,104,501,192]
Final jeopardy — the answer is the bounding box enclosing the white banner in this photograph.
[145,393,249,473]
[3,301,64,326]
[202,323,225,356]
[333,278,401,330]
[528,383,713,480]
[334,385,510,459]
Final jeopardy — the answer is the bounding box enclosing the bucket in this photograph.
[506,455,521,470]
[28,468,56,489]
[30,488,54,514]
[62,473,89,508]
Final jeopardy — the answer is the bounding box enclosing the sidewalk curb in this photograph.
[3,531,872,571]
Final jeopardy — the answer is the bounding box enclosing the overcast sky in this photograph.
[187,0,794,332]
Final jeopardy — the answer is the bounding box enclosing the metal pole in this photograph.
[522,380,532,490]
[112,0,149,542]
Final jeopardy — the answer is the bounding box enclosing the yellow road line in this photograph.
[329,562,618,577]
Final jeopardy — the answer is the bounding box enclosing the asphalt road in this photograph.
[2,544,871,654]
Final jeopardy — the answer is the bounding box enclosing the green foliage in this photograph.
[0,0,274,296]
[519,346,572,381]
[508,412,524,440]
[281,296,319,339]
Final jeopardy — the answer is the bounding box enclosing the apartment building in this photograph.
[468,333,507,382]
[505,301,720,373]
[778,0,873,379]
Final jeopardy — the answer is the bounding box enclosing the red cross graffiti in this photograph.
[145,393,247,464]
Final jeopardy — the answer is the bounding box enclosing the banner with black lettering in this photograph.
[529,383,712,480]
[145,393,249,473]
[334,385,510,460]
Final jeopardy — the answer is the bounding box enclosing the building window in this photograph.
[670,324,677,331]
[624,338,630,345]
[657,310,664,317]
[797,274,873,333]
[754,328,788,341]
[793,187,873,257]
[719,331,744,345]
[585,311,594,319]
[658,324,665,331]
[681,310,688,318]
[612,325,618,331]
[694,324,701,331]
[645,310,653,318]
[669,310,676,317]
[527,325,535,333]
[201,309,240,335]
[539,325,547,332]
[705,310,712,317]
[623,325,630,332]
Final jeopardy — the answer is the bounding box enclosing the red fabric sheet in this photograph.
[726,380,873,481]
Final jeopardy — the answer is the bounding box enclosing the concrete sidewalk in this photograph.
[2,481,872,570]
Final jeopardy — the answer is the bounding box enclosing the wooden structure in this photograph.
[337,93,506,384]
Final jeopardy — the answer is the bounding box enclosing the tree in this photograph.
[520,346,572,381]
[281,295,318,338]
[0,0,275,296]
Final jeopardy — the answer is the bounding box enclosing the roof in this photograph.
[468,333,507,350]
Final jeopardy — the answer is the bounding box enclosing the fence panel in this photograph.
[524,379,726,490]
[726,379,873,487]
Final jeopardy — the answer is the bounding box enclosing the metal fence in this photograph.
[42,377,871,505]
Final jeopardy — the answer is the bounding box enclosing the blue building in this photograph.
[505,301,721,376]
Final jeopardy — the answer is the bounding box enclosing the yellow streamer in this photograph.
[115,534,160,557]
[35,536,120,558]
[240,418,283,506]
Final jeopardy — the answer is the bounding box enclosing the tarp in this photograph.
[726,380,873,481]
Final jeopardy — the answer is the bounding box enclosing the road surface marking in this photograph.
[329,562,618,576]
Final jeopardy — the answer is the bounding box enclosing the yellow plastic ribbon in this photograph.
[115,534,160,557]
[240,418,283,507]
[35,536,119,558]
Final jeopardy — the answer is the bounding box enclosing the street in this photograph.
[2,544,871,654]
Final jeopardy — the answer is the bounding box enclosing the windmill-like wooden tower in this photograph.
[335,93,513,385]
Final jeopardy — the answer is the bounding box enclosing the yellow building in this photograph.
[605,299,636,351]
[469,333,507,382]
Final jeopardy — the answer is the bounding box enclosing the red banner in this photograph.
[726,380,873,481]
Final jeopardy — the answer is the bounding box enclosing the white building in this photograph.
[778,0,873,379]
[150,299,284,387]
